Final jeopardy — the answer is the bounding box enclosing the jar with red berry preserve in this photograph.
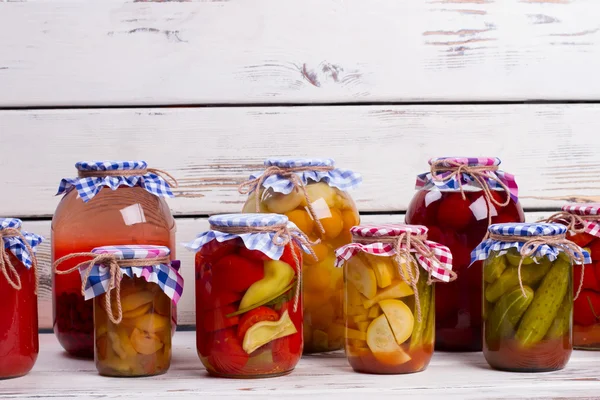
[405,157,524,351]
[186,214,315,378]
[0,218,44,379]
[541,203,600,349]
[52,161,177,358]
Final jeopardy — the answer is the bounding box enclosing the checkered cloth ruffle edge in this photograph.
[562,203,600,238]
[80,245,184,304]
[57,161,174,202]
[0,218,44,269]
[247,158,362,195]
[335,224,454,282]
[415,157,519,202]
[470,222,592,265]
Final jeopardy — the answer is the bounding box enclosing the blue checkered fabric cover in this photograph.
[248,158,362,195]
[57,160,174,202]
[0,218,44,269]
[80,245,184,304]
[185,213,310,259]
[471,222,592,265]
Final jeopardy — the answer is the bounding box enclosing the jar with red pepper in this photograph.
[541,203,600,349]
[405,157,524,351]
[0,218,44,379]
[52,161,177,358]
[186,214,313,378]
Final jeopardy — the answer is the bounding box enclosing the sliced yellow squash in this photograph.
[362,279,414,309]
[242,310,297,354]
[366,315,412,366]
[346,256,377,299]
[379,299,414,344]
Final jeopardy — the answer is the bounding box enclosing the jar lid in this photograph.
[91,244,171,259]
[487,222,567,237]
[0,218,44,269]
[562,203,600,216]
[265,158,335,168]
[75,160,148,172]
[350,223,427,238]
[0,217,22,230]
[428,156,501,167]
[208,213,288,228]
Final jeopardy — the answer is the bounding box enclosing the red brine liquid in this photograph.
[0,253,39,379]
[405,190,524,351]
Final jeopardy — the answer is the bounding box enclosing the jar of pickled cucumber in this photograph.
[239,158,361,353]
[540,203,600,349]
[54,245,184,377]
[52,161,177,358]
[335,224,455,374]
[405,157,524,351]
[186,214,313,378]
[472,223,590,372]
[0,218,44,379]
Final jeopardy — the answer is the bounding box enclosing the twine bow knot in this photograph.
[238,165,335,234]
[54,253,171,324]
[210,222,319,312]
[540,211,600,234]
[0,227,39,293]
[78,167,179,189]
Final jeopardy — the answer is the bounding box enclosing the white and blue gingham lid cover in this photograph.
[0,218,44,269]
[81,245,184,304]
[471,222,591,265]
[57,160,175,202]
[185,213,310,259]
[249,158,362,195]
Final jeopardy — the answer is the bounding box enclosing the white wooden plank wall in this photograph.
[0,0,599,329]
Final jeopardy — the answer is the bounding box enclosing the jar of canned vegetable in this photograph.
[472,223,590,372]
[54,245,184,377]
[0,218,43,379]
[541,203,600,349]
[187,214,313,378]
[239,158,361,353]
[52,161,177,358]
[335,224,455,374]
[405,157,524,351]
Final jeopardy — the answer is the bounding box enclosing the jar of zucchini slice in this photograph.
[335,224,455,374]
[472,223,590,372]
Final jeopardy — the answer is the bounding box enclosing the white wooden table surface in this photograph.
[3,333,600,399]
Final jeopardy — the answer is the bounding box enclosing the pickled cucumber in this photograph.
[485,258,552,303]
[545,292,571,339]
[487,286,534,341]
[409,276,432,351]
[515,258,571,347]
[483,255,508,284]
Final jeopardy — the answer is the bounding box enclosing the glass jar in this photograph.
[52,161,177,358]
[336,224,454,374]
[474,223,589,372]
[240,158,361,353]
[405,157,524,351]
[542,204,600,350]
[0,219,43,379]
[187,214,308,378]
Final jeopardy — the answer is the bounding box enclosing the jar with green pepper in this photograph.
[472,222,591,372]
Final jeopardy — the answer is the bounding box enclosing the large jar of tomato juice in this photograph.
[52,161,177,358]
[405,157,524,351]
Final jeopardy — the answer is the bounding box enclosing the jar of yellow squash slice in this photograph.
[240,158,361,353]
[55,245,184,377]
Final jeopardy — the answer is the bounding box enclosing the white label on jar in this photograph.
[310,197,332,220]
[120,203,147,225]
[469,195,498,221]
[425,189,442,207]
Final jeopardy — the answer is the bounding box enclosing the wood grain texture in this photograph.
[24,212,552,329]
[0,0,599,106]
[3,332,600,399]
[2,105,600,217]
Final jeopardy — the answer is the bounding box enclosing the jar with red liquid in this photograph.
[472,223,590,372]
[186,214,311,378]
[335,224,454,374]
[542,203,600,349]
[52,161,177,358]
[0,218,44,379]
[405,157,524,351]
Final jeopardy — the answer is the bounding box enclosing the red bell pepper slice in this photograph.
[206,327,249,375]
[200,238,240,263]
[238,247,271,262]
[236,306,280,341]
[212,254,264,293]
[203,304,240,332]
[574,290,600,326]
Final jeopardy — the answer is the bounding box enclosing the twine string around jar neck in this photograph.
[488,232,587,300]
[54,253,171,324]
[430,160,512,240]
[77,167,179,189]
[0,227,39,293]
[355,233,457,322]
[210,222,319,313]
[238,165,335,235]
[540,212,600,234]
